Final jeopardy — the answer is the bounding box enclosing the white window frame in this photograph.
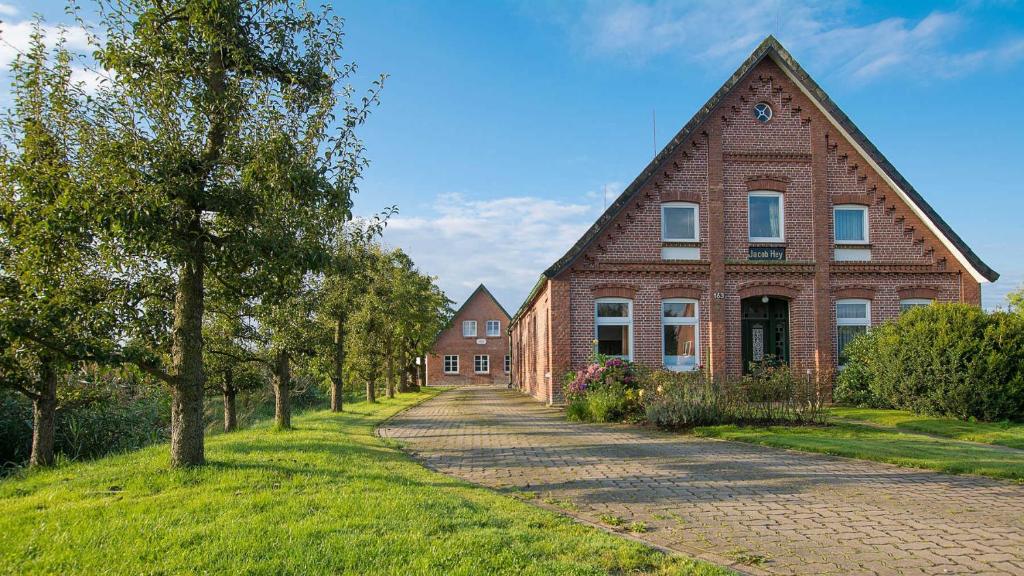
[661,299,700,372]
[900,298,933,313]
[462,320,477,338]
[443,355,459,374]
[486,320,501,337]
[836,299,871,367]
[834,204,870,244]
[594,298,633,361]
[503,354,511,373]
[661,202,699,242]
[474,354,490,374]
[747,191,785,243]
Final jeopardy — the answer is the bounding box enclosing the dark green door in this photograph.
[741,297,790,372]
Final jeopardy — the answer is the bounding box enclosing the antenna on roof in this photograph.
[652,108,657,160]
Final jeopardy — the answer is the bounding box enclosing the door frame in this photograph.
[740,296,791,373]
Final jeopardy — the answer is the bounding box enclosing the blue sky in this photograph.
[3,1,1023,312]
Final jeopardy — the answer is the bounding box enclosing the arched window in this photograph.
[662,299,699,371]
[661,202,699,242]
[836,299,871,366]
[748,191,784,242]
[594,298,632,359]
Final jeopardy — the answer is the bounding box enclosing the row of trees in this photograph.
[0,1,449,469]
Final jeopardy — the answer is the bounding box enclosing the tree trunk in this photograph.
[418,358,425,387]
[169,236,206,467]
[331,315,344,412]
[366,370,376,404]
[273,349,291,429]
[29,361,58,468]
[223,368,237,432]
[397,350,411,393]
[386,352,395,399]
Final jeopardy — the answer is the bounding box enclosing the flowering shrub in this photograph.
[563,355,642,422]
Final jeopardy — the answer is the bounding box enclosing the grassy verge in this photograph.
[1,390,727,575]
[694,409,1024,482]
[830,407,1024,449]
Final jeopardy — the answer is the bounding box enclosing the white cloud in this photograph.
[0,19,93,70]
[556,0,1024,81]
[380,192,603,312]
[0,4,18,17]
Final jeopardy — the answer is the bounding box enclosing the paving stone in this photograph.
[380,386,1024,576]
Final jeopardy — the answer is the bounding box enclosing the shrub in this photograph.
[562,356,641,422]
[837,304,1024,421]
[642,364,828,428]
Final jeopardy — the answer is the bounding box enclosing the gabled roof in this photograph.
[540,35,998,285]
[451,284,511,322]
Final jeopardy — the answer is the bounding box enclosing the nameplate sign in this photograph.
[476,338,487,345]
[748,246,786,261]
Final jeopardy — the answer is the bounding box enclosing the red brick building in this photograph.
[509,36,998,405]
[427,284,512,386]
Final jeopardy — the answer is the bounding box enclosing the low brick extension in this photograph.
[381,387,1024,576]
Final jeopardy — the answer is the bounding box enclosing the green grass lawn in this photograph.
[830,407,1024,449]
[0,390,728,576]
[694,408,1024,482]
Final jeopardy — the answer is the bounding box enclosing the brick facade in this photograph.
[509,38,997,405]
[427,285,511,386]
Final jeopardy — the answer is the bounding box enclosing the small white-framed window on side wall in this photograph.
[900,298,933,314]
[595,298,632,360]
[834,205,869,244]
[836,299,871,367]
[504,354,511,373]
[443,355,459,374]
[462,320,477,337]
[662,299,700,371]
[474,354,489,374]
[748,191,784,242]
[661,202,699,242]
[486,320,501,337]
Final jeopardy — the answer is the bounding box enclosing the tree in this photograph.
[254,283,321,430]
[204,291,263,432]
[344,245,451,403]
[315,217,390,412]
[0,25,117,467]
[86,0,383,465]
[1009,286,1024,316]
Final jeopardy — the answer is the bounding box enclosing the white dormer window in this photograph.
[661,202,699,242]
[748,191,784,242]
[834,205,869,244]
[486,320,501,337]
[462,320,477,337]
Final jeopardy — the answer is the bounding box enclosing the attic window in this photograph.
[753,102,772,123]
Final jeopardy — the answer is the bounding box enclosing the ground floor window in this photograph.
[443,355,459,374]
[504,354,511,373]
[474,354,490,374]
[836,299,871,366]
[595,298,632,359]
[900,298,932,313]
[662,299,699,371]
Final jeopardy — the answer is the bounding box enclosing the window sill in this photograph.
[748,240,787,246]
[835,242,872,248]
[662,240,700,247]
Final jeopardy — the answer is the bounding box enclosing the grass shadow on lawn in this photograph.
[0,391,731,576]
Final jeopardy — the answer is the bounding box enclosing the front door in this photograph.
[741,297,790,372]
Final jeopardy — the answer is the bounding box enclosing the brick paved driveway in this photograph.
[379,386,1024,576]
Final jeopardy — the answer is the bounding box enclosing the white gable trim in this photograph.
[771,54,990,284]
